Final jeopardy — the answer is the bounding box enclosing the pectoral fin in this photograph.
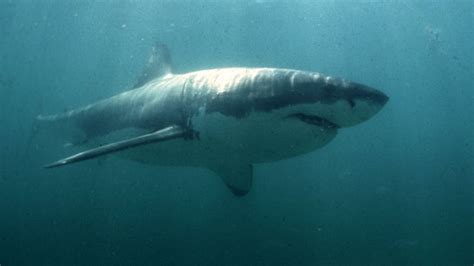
[45,125,189,168]
[210,163,253,196]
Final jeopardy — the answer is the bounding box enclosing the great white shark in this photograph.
[39,43,389,196]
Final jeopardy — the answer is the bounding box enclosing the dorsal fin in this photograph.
[133,41,173,89]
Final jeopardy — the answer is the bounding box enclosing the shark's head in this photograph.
[206,68,388,129]
[199,68,389,162]
[278,71,389,129]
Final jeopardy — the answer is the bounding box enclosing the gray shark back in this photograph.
[39,63,388,134]
[37,76,184,138]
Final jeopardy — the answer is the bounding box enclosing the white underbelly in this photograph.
[120,109,337,167]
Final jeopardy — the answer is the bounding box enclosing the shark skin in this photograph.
[39,43,389,196]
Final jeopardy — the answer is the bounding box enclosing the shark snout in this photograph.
[350,82,389,107]
[370,89,389,107]
[316,83,389,128]
[341,85,389,127]
[381,91,389,105]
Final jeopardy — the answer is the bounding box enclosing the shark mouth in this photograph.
[288,113,340,129]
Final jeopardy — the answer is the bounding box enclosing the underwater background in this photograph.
[0,1,472,265]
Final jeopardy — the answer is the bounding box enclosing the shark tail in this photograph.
[36,108,91,144]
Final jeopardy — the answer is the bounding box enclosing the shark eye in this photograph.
[347,99,355,108]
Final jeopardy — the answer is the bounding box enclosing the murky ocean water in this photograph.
[0,1,472,265]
